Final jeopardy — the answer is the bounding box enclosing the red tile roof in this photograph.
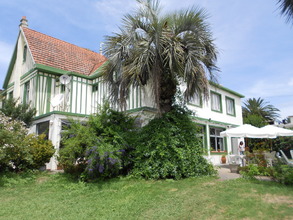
[22,27,106,76]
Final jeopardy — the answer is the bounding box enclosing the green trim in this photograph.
[20,68,37,80]
[209,81,245,98]
[190,115,239,127]
[210,91,222,113]
[188,102,202,108]
[36,74,39,114]
[210,151,227,155]
[46,77,52,113]
[70,78,73,113]
[23,81,29,104]
[3,38,18,89]
[225,96,236,117]
[7,82,15,89]
[35,63,104,80]
[188,93,202,108]
[34,111,89,121]
[80,80,83,113]
[139,87,142,107]
[35,64,72,76]
[75,79,78,113]
[85,79,88,114]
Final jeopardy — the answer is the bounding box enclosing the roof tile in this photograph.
[22,27,106,76]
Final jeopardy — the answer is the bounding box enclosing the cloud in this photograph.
[94,0,135,19]
[245,79,292,98]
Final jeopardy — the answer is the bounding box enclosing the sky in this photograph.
[0,0,292,119]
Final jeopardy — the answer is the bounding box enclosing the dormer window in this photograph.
[23,45,27,62]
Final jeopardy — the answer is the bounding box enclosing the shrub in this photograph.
[272,163,293,185]
[239,164,273,179]
[25,134,55,169]
[59,103,136,180]
[0,112,29,171]
[246,152,267,167]
[131,106,215,179]
[0,98,36,126]
[0,112,54,172]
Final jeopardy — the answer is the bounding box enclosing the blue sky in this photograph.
[0,0,292,119]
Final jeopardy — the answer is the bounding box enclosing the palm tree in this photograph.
[242,97,280,122]
[101,0,218,115]
[277,0,293,24]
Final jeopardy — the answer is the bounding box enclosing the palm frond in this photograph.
[277,0,293,24]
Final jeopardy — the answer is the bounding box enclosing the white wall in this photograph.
[187,84,243,126]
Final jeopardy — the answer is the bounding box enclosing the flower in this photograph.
[98,164,104,173]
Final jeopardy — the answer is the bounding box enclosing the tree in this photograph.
[277,0,293,24]
[101,0,218,115]
[242,97,280,122]
[0,98,36,126]
[243,114,267,128]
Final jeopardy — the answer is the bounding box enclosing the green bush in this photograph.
[239,164,273,179]
[0,112,29,171]
[0,98,36,127]
[59,103,136,180]
[245,152,267,167]
[272,163,293,185]
[0,112,54,172]
[25,134,55,169]
[131,106,215,179]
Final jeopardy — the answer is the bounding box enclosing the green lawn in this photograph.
[0,172,292,220]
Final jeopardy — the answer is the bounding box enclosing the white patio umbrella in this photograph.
[220,124,275,138]
[259,125,293,137]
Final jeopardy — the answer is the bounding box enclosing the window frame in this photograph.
[36,121,50,139]
[188,92,202,107]
[209,127,226,152]
[23,81,30,105]
[225,96,236,116]
[210,91,222,113]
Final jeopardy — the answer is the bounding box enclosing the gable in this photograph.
[3,30,35,90]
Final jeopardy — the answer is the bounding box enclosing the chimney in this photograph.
[20,16,28,28]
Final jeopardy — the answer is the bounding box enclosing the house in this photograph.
[1,17,244,169]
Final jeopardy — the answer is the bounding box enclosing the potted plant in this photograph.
[221,154,227,164]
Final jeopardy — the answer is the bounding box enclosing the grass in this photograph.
[0,171,292,220]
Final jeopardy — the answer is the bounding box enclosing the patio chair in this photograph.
[277,150,293,167]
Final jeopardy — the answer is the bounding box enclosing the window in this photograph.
[189,92,202,107]
[92,83,98,92]
[8,91,13,100]
[23,45,27,62]
[23,81,30,104]
[226,97,235,116]
[211,91,222,112]
[210,127,225,152]
[36,121,50,139]
[61,84,66,93]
